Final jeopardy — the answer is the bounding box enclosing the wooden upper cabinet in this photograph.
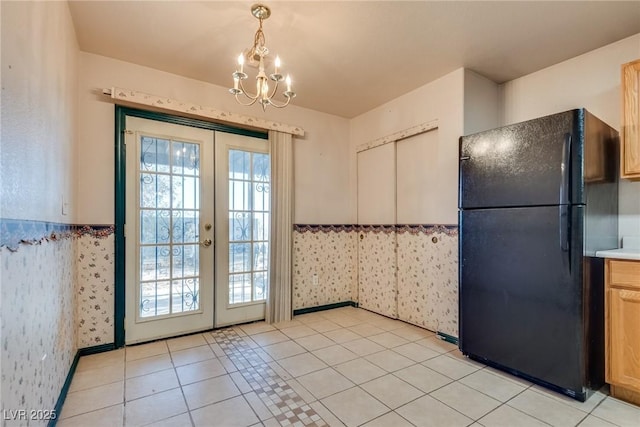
[621,59,640,179]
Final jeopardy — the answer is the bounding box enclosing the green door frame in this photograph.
[114,106,267,348]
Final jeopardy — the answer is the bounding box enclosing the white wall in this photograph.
[1,0,78,223]
[350,68,465,225]
[464,70,499,135]
[500,33,640,242]
[76,53,351,225]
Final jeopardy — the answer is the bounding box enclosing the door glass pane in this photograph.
[138,136,202,319]
[253,153,270,181]
[228,149,269,305]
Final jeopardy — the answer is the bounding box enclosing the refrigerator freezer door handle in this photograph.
[559,133,571,204]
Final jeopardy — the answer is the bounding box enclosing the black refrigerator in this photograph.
[458,109,619,401]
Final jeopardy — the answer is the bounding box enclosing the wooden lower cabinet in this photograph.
[606,259,640,406]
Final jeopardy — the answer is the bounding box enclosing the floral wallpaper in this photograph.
[75,231,115,348]
[396,226,459,337]
[0,220,116,425]
[1,238,76,427]
[292,226,357,310]
[357,226,398,319]
[293,224,459,338]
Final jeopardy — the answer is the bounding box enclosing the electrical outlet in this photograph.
[312,274,319,286]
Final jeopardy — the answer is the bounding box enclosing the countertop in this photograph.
[595,248,640,261]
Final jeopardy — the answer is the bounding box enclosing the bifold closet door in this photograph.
[357,143,397,318]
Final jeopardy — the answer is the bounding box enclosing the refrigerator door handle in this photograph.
[559,205,571,271]
[559,133,571,205]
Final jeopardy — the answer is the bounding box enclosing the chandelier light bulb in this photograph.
[286,75,291,92]
[275,56,281,74]
[237,54,245,73]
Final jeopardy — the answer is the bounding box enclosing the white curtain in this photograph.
[266,130,294,323]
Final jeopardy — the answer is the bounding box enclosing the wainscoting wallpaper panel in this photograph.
[76,232,115,348]
[396,226,459,336]
[292,226,357,310]
[1,240,76,427]
[358,226,398,319]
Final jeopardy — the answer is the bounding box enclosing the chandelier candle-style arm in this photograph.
[229,3,296,111]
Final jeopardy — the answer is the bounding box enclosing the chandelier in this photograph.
[229,4,296,110]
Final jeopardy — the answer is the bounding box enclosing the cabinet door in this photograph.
[608,288,640,390]
[622,59,640,179]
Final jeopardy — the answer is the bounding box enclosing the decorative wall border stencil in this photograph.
[395,224,458,236]
[356,119,439,153]
[0,220,115,251]
[293,224,358,233]
[106,87,305,136]
[358,224,398,234]
[294,224,458,236]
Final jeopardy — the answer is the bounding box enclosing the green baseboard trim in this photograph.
[293,301,358,316]
[79,343,116,356]
[437,331,459,345]
[48,343,115,426]
[48,350,81,427]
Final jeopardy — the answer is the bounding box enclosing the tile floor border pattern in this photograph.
[56,306,640,427]
[210,328,329,427]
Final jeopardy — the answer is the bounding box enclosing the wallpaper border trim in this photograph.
[294,224,459,236]
[0,219,115,251]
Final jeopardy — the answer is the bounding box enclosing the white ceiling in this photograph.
[68,1,640,118]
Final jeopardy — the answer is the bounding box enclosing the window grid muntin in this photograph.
[228,150,269,305]
[138,136,201,318]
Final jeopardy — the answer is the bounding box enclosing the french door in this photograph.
[214,132,269,327]
[124,116,268,343]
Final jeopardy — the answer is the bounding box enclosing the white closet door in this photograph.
[357,143,397,318]
[396,129,439,224]
[357,143,396,224]
[395,128,446,331]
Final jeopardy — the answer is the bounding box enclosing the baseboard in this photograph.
[293,301,358,315]
[436,331,459,345]
[48,343,115,427]
[79,343,116,356]
[48,351,80,427]
[611,384,640,406]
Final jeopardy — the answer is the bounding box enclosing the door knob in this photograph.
[201,239,212,247]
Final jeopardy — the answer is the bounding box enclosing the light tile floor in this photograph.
[58,307,640,427]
